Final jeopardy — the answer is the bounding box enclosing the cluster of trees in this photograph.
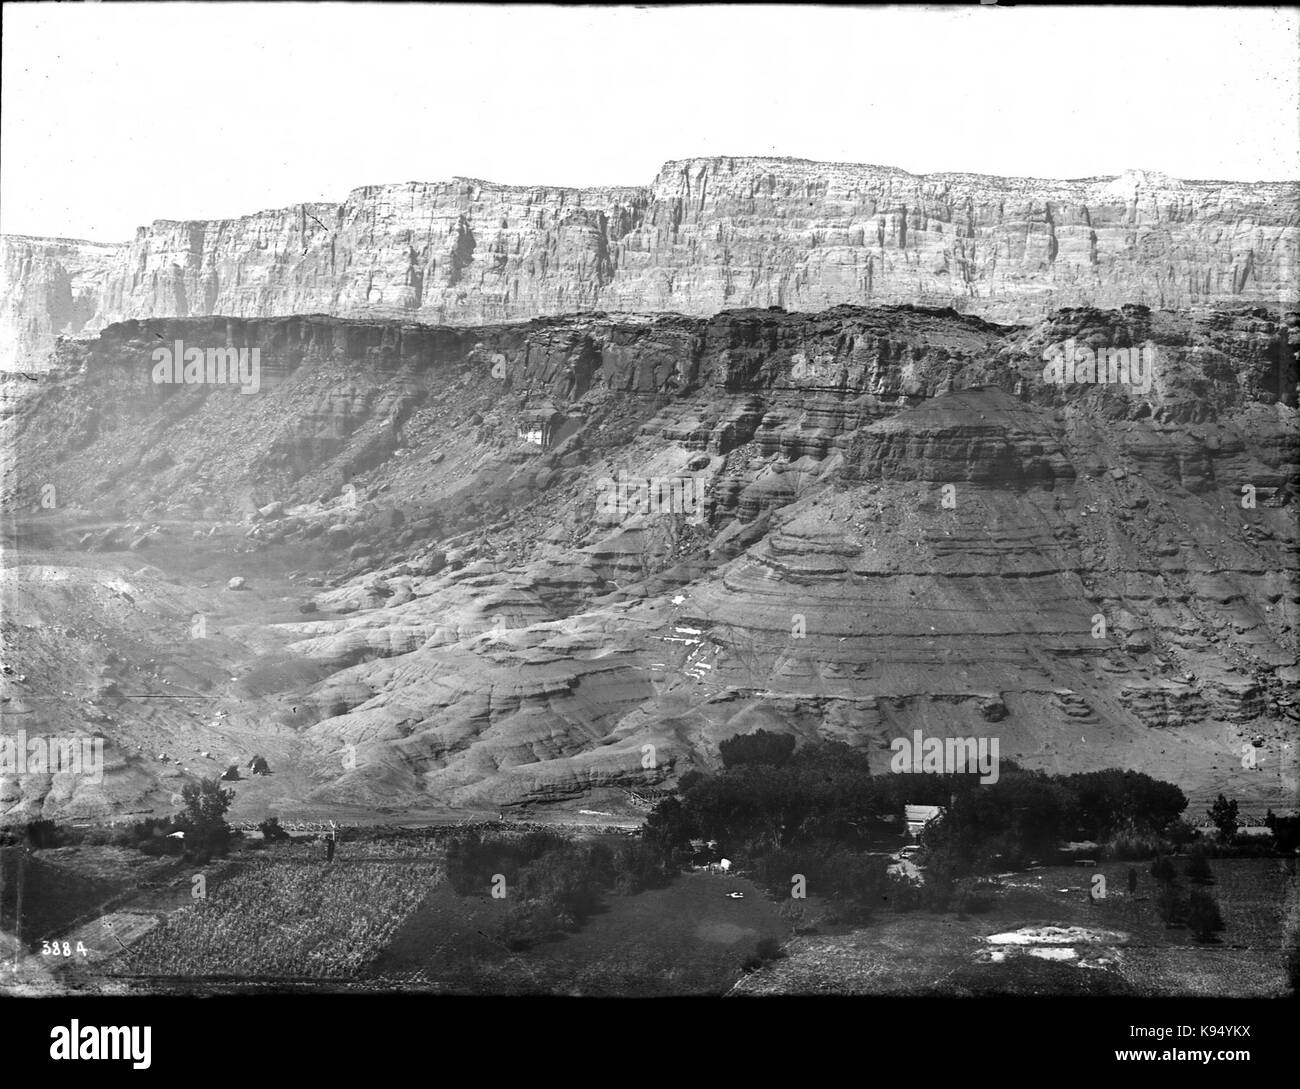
[675,740,890,851]
[625,731,1223,920]
[445,829,674,949]
[5,782,234,863]
[918,767,1188,875]
[652,731,1190,877]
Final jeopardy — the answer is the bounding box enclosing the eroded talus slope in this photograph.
[4,156,1296,366]
[2,304,1297,819]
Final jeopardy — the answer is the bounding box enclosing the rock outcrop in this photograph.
[3,157,1296,367]
[3,302,1296,820]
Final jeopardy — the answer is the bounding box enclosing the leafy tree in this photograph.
[718,730,796,769]
[919,771,1073,871]
[641,797,695,865]
[1186,889,1224,942]
[176,778,234,862]
[1207,794,1239,840]
[1063,769,1187,839]
[682,741,880,850]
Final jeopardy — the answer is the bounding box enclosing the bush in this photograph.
[1186,889,1224,942]
[1104,829,1164,861]
[497,900,566,951]
[111,817,172,849]
[778,899,812,934]
[1155,883,1186,927]
[514,845,607,931]
[258,817,291,843]
[1165,818,1198,849]
[1184,847,1214,885]
[609,840,670,894]
[1150,855,1177,884]
[1270,815,1300,853]
[444,830,566,895]
[25,819,62,849]
[741,935,787,972]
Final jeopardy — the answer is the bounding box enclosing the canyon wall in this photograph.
[4,303,1297,817]
[3,157,1297,368]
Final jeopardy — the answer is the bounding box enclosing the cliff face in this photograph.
[3,157,1296,367]
[0,236,124,369]
[4,304,1297,819]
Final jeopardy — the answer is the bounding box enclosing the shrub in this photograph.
[1155,883,1186,927]
[444,830,566,894]
[1150,855,1177,884]
[1104,828,1164,861]
[497,900,565,951]
[25,819,61,849]
[111,817,171,848]
[1164,818,1198,848]
[1270,815,1300,853]
[609,840,669,894]
[778,899,811,934]
[514,847,606,931]
[1186,889,1224,942]
[1184,847,1214,885]
[741,935,786,972]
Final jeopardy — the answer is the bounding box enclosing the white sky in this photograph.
[2,4,1297,242]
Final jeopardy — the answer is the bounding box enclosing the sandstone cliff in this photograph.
[3,158,1296,367]
[3,303,1296,820]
